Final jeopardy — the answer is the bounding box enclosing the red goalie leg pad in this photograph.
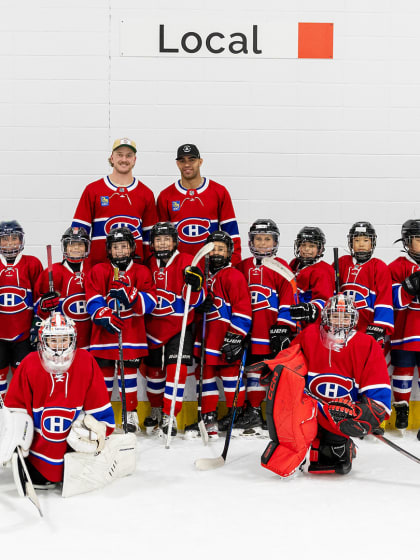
[261,360,318,478]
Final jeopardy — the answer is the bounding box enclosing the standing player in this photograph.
[34,226,92,350]
[0,220,43,398]
[157,144,242,265]
[72,138,157,266]
[289,226,335,325]
[389,219,420,432]
[85,227,157,433]
[337,221,393,346]
[235,219,296,434]
[184,231,252,439]
[143,222,206,437]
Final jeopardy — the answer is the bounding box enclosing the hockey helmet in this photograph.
[248,219,279,259]
[294,226,326,266]
[150,222,178,261]
[320,293,359,352]
[206,230,233,272]
[106,227,136,269]
[397,219,420,264]
[61,226,90,263]
[0,220,25,260]
[38,312,77,374]
[347,221,377,263]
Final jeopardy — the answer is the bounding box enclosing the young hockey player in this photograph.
[0,312,115,488]
[85,227,157,433]
[259,294,391,478]
[289,226,335,326]
[234,219,297,435]
[34,226,92,350]
[143,222,206,437]
[184,231,252,440]
[389,219,420,432]
[337,221,393,346]
[0,220,43,397]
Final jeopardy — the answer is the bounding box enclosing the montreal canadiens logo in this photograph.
[41,407,76,442]
[105,216,142,240]
[342,283,370,310]
[62,293,90,321]
[177,218,211,245]
[153,290,176,317]
[308,374,354,401]
[250,285,273,312]
[0,286,28,313]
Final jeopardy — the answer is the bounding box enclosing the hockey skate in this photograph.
[394,402,409,434]
[126,410,140,433]
[184,411,218,440]
[308,435,356,475]
[235,405,268,438]
[144,407,162,436]
[217,406,242,432]
[159,413,177,437]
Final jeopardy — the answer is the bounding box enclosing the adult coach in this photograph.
[72,138,157,266]
[157,144,242,265]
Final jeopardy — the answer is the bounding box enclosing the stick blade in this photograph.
[198,420,209,446]
[194,456,225,471]
[262,257,295,283]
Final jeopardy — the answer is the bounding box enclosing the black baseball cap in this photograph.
[176,144,201,160]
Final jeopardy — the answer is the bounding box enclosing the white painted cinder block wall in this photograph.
[1,0,420,269]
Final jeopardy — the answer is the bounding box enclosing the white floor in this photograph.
[1,429,419,559]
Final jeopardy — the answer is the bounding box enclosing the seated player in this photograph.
[144,222,206,437]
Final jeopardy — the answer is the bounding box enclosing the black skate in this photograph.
[144,407,162,435]
[218,407,242,432]
[160,413,177,437]
[394,402,409,432]
[184,411,218,440]
[235,405,267,438]
[308,432,356,475]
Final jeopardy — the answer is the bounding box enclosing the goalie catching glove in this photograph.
[324,396,386,438]
[67,413,107,454]
[289,302,319,323]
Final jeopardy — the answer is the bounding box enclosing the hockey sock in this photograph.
[119,366,138,411]
[392,366,415,404]
[201,365,219,414]
[163,363,187,416]
[0,366,8,397]
[244,370,266,408]
[221,364,246,408]
[100,365,116,401]
[145,366,165,408]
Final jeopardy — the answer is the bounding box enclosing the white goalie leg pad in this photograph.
[62,432,136,498]
[0,408,34,465]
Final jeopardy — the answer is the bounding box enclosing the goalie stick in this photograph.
[114,267,128,434]
[165,242,215,449]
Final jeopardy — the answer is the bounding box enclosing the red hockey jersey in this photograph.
[389,255,420,351]
[338,255,394,334]
[236,257,297,356]
[5,349,115,482]
[0,254,43,341]
[157,178,242,265]
[72,176,157,266]
[85,260,157,360]
[146,251,205,348]
[34,261,92,349]
[289,259,335,313]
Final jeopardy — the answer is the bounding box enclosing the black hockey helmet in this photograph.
[347,221,377,263]
[294,226,326,266]
[61,226,90,263]
[150,222,178,261]
[0,220,25,260]
[248,218,279,259]
[397,219,420,264]
[206,230,233,272]
[106,227,135,269]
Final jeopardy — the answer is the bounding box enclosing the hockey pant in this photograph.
[200,364,245,415]
[391,350,420,404]
[101,363,138,412]
[144,364,188,416]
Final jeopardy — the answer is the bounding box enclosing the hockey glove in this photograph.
[324,396,386,438]
[289,302,319,323]
[109,280,138,308]
[269,325,292,355]
[365,324,386,347]
[402,271,420,296]
[29,316,42,349]
[39,291,60,313]
[184,266,204,292]
[93,307,124,335]
[221,332,244,363]
[67,413,106,454]
[195,293,213,314]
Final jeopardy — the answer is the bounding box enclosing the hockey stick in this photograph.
[197,255,210,445]
[165,242,215,449]
[0,394,43,517]
[333,247,340,294]
[46,244,54,293]
[194,346,248,470]
[114,268,128,434]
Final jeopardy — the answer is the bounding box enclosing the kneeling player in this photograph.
[259,294,391,477]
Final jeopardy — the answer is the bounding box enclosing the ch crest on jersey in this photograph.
[62,293,90,322]
[249,284,275,312]
[0,286,30,313]
[206,296,224,321]
[40,407,77,442]
[153,290,177,316]
[177,217,211,245]
[308,373,354,401]
[341,283,371,310]
[105,216,142,240]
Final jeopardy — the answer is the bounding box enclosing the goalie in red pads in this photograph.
[259,294,391,478]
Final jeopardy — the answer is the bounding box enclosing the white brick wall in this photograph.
[1,0,420,267]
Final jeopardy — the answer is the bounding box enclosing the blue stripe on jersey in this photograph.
[358,385,392,414]
[220,218,240,238]
[140,292,157,315]
[88,404,115,428]
[90,216,144,242]
[373,305,394,329]
[72,219,92,236]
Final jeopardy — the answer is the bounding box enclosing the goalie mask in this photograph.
[106,227,136,269]
[0,220,25,261]
[150,222,178,261]
[320,294,359,352]
[38,312,77,374]
[248,219,279,259]
[206,230,233,273]
[397,219,420,264]
[294,226,326,267]
[348,221,377,264]
[61,226,90,263]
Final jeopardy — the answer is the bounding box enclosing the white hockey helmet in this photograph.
[38,312,77,373]
[320,293,359,351]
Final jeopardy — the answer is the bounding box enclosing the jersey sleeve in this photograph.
[226,270,252,336]
[356,337,392,415]
[309,263,335,311]
[371,261,394,333]
[85,264,109,317]
[72,184,94,235]
[218,186,242,266]
[132,266,158,316]
[140,185,158,256]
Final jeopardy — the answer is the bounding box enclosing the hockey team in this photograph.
[0,137,419,497]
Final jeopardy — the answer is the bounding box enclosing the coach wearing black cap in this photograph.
[157,144,241,265]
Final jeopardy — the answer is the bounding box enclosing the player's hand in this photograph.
[402,271,420,296]
[269,325,291,355]
[29,317,43,349]
[109,280,138,308]
[93,307,124,334]
[365,324,385,347]
[184,266,204,292]
[221,332,244,363]
[289,302,319,323]
[195,293,213,314]
[39,291,60,313]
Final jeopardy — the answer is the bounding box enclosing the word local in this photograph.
[159,24,262,55]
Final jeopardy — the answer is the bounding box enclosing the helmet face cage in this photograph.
[347,222,377,263]
[206,230,233,272]
[294,227,326,266]
[38,313,77,373]
[401,219,420,264]
[61,226,90,263]
[0,220,25,260]
[248,219,279,258]
[320,294,359,351]
[150,222,178,260]
[106,227,136,268]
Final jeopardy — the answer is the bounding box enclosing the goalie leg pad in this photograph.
[62,433,136,498]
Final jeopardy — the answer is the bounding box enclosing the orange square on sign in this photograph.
[298,23,334,59]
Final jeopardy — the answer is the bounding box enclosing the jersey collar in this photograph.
[175,178,208,195]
